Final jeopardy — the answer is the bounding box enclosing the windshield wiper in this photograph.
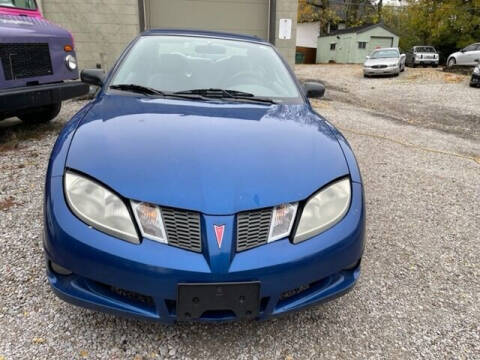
[174,88,277,104]
[110,84,165,96]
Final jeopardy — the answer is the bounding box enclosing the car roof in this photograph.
[372,47,399,51]
[141,29,267,44]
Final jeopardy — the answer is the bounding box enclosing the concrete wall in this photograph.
[274,0,298,68]
[42,0,140,70]
[317,26,399,64]
[296,21,319,49]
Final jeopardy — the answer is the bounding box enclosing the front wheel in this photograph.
[447,58,456,68]
[19,103,61,124]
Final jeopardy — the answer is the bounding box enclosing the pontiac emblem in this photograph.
[214,225,225,248]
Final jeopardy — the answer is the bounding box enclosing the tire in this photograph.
[412,63,417,68]
[364,74,369,78]
[19,103,61,124]
[447,58,456,68]
[433,64,438,68]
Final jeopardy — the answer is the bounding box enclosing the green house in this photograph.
[316,23,400,64]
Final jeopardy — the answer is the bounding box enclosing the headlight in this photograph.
[294,178,351,243]
[131,201,167,243]
[268,203,298,242]
[65,54,77,70]
[64,171,139,243]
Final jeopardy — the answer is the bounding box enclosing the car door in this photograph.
[457,44,477,65]
[471,44,480,65]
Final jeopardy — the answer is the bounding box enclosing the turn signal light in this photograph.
[64,44,73,52]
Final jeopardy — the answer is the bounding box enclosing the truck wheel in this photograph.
[19,103,61,124]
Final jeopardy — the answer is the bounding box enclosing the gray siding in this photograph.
[42,0,140,70]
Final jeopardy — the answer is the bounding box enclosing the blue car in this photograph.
[44,30,365,323]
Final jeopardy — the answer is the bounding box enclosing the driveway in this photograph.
[0,65,479,359]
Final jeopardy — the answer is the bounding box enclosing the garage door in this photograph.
[145,0,270,40]
[367,36,394,52]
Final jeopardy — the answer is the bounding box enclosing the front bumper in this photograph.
[0,81,88,114]
[44,176,365,323]
[413,58,438,65]
[363,66,399,76]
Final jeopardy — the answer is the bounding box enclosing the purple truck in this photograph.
[0,0,88,123]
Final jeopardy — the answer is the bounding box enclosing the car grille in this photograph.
[0,43,53,81]
[236,208,273,252]
[372,65,388,69]
[161,207,202,252]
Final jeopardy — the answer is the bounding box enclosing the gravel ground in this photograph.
[296,64,480,141]
[0,66,479,359]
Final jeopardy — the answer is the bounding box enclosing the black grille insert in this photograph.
[372,65,388,69]
[0,43,53,80]
[161,207,202,252]
[236,208,273,252]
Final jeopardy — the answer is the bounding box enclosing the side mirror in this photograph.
[81,69,105,87]
[304,81,325,99]
[461,49,465,53]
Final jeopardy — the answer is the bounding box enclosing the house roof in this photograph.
[320,23,399,38]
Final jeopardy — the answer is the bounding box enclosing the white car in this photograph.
[447,43,480,67]
[363,48,406,77]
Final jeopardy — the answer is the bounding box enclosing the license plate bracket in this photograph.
[177,282,260,321]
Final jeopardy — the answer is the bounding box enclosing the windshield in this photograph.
[110,35,300,100]
[370,49,399,59]
[415,47,436,53]
[0,0,37,10]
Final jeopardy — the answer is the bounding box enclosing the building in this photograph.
[296,21,320,63]
[316,23,399,64]
[37,0,298,69]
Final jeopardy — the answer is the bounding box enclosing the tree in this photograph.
[298,0,378,34]
[382,0,480,59]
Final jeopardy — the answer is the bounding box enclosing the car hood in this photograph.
[66,95,349,215]
[364,58,398,66]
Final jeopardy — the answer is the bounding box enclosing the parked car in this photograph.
[0,0,88,123]
[470,62,480,88]
[363,48,406,77]
[44,29,365,323]
[406,46,439,67]
[447,42,480,67]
